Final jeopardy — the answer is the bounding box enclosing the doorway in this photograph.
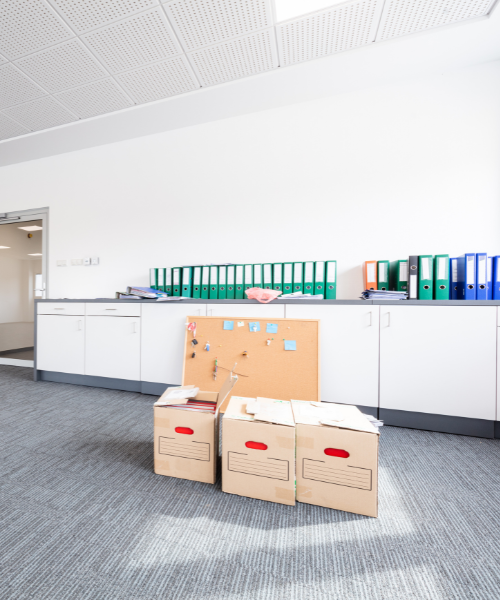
[0,210,47,367]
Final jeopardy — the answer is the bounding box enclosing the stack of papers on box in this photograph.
[360,289,408,300]
[284,292,324,300]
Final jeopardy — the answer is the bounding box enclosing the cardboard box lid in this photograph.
[225,396,295,427]
[291,401,379,435]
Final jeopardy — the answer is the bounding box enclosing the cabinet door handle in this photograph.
[369,311,372,327]
[77,320,82,331]
[196,309,201,316]
[208,309,213,316]
[105,308,117,311]
[132,322,137,333]
[387,312,391,327]
[54,308,65,310]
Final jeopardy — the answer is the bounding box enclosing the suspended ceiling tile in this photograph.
[276,0,384,67]
[3,96,77,131]
[82,7,183,73]
[116,56,199,104]
[0,53,7,64]
[189,28,278,87]
[15,39,108,94]
[0,0,73,60]
[48,0,160,34]
[164,0,273,52]
[55,78,134,118]
[376,0,496,41]
[0,112,31,140]
[0,63,47,110]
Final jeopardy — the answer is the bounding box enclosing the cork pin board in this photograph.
[182,316,320,403]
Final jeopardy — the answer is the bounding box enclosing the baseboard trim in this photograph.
[37,371,179,396]
[380,408,495,439]
[38,370,141,393]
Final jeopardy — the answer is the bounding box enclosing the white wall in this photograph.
[0,60,499,299]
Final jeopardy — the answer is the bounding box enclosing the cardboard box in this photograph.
[154,374,237,485]
[222,396,296,506]
[292,401,379,517]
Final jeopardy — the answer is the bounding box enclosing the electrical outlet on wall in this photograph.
[91,257,99,265]
[57,260,67,267]
[71,259,83,266]
[84,257,91,266]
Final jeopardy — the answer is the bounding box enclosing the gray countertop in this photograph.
[35,299,500,306]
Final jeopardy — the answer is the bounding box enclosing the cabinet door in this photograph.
[207,304,285,319]
[285,304,379,407]
[380,306,496,420]
[85,316,141,380]
[141,304,206,385]
[37,315,85,374]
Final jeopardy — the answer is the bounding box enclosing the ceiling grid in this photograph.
[0,0,497,142]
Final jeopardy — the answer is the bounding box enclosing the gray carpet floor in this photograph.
[1,365,500,600]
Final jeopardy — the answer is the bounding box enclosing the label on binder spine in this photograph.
[452,259,458,283]
[219,267,226,284]
[173,269,180,285]
[294,263,302,283]
[158,269,165,286]
[253,265,261,285]
[478,256,486,284]
[193,268,200,285]
[378,262,387,282]
[273,265,282,284]
[467,256,475,285]
[421,258,430,281]
[399,262,408,282]
[284,263,292,283]
[410,274,417,298]
[227,267,235,285]
[182,269,190,284]
[244,265,252,284]
[327,262,336,282]
[305,262,313,281]
[437,257,446,281]
[236,267,243,284]
[166,268,172,285]
[263,265,272,284]
[367,262,375,283]
[202,267,209,285]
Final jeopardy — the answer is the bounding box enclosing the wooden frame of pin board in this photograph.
[182,316,320,403]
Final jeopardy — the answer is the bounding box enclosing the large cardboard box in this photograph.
[222,396,296,506]
[154,374,237,485]
[292,401,379,518]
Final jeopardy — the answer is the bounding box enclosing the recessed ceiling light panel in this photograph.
[28,253,42,256]
[0,246,11,249]
[18,225,43,231]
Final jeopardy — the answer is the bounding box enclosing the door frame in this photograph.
[0,207,49,367]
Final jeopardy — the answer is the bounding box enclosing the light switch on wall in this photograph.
[57,260,67,267]
[84,257,91,266]
[71,259,83,266]
[91,257,99,265]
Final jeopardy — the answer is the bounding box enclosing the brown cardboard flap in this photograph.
[216,373,239,411]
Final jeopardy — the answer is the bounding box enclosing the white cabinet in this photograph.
[285,304,379,407]
[85,316,141,380]
[207,303,285,319]
[380,306,497,420]
[141,304,206,385]
[37,315,85,374]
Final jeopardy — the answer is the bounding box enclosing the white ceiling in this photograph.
[0,0,499,165]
